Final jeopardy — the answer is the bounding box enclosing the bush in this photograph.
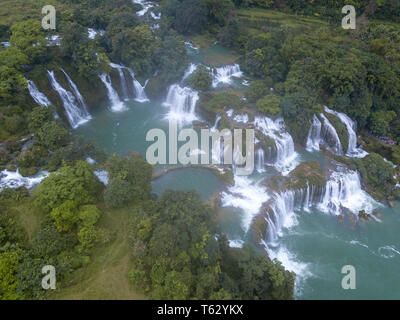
[104,178,132,208]
[188,66,212,91]
[256,94,281,115]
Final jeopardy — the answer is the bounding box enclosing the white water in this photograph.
[306,114,322,152]
[163,84,199,123]
[233,114,249,124]
[94,170,109,185]
[132,0,155,16]
[319,113,343,155]
[110,63,129,101]
[212,64,243,87]
[211,115,221,131]
[109,63,149,102]
[27,80,51,106]
[61,69,91,117]
[256,149,265,173]
[183,63,198,81]
[318,169,378,216]
[221,175,269,232]
[47,70,91,128]
[88,28,105,39]
[0,170,49,191]
[125,67,149,102]
[324,106,368,158]
[99,74,126,112]
[254,116,298,174]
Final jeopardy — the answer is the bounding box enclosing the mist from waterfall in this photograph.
[47,70,91,128]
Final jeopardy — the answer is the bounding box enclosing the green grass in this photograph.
[237,7,329,31]
[47,204,145,300]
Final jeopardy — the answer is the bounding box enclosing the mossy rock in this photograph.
[287,161,326,190]
[250,213,268,244]
[324,112,349,155]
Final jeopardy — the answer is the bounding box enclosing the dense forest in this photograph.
[0,0,399,300]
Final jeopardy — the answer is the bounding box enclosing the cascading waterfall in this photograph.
[221,175,270,232]
[254,116,298,174]
[0,169,49,191]
[264,169,379,246]
[110,63,129,101]
[163,84,199,123]
[99,73,126,112]
[324,106,368,158]
[27,80,51,106]
[256,148,265,173]
[125,67,149,102]
[306,114,322,152]
[318,169,378,216]
[183,63,198,81]
[47,70,91,128]
[211,115,221,131]
[61,69,90,116]
[212,64,243,87]
[319,113,343,155]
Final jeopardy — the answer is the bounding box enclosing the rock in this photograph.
[388,201,394,208]
[372,209,382,218]
[358,210,371,221]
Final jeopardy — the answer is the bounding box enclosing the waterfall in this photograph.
[318,170,377,216]
[319,113,343,155]
[266,191,297,244]
[132,0,155,16]
[324,106,368,158]
[254,116,298,174]
[99,74,126,112]
[211,115,221,131]
[183,63,198,81]
[221,175,270,232]
[163,84,199,123]
[47,70,91,128]
[256,148,265,173]
[306,115,322,152]
[27,80,51,106]
[61,69,90,115]
[110,63,129,101]
[212,64,243,87]
[109,63,149,102]
[0,169,49,191]
[233,114,249,124]
[125,67,149,102]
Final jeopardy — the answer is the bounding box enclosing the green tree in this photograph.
[188,66,212,91]
[0,251,22,300]
[257,94,281,115]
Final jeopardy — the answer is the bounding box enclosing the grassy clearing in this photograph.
[237,8,329,31]
[13,201,45,245]
[47,204,145,300]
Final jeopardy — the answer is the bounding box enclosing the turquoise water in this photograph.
[74,43,400,300]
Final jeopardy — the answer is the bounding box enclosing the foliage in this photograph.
[188,66,212,91]
[104,178,132,208]
[256,94,281,115]
[34,160,102,212]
